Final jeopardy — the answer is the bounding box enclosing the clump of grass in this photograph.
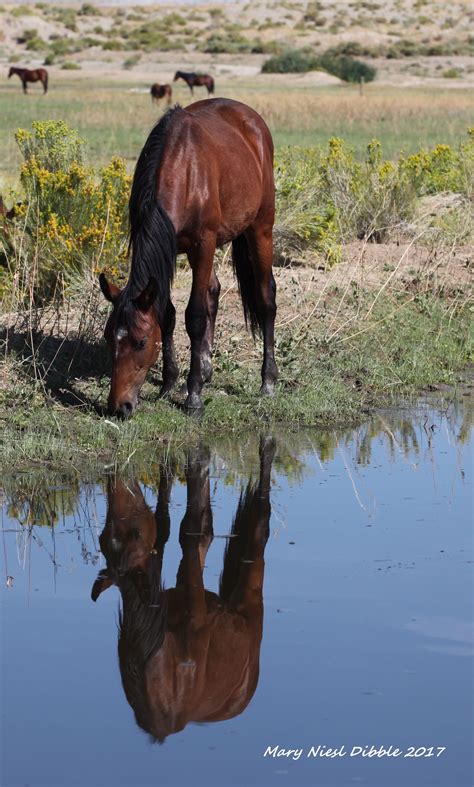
[61,62,82,70]
[443,68,461,79]
[122,53,141,70]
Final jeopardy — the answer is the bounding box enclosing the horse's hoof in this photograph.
[158,385,174,399]
[184,393,204,414]
[260,382,275,397]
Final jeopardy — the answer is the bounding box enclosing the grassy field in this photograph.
[1,75,473,184]
[0,1,472,480]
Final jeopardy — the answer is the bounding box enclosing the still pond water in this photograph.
[1,394,472,787]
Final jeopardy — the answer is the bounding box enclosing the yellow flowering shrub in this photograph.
[3,120,131,302]
[275,130,473,253]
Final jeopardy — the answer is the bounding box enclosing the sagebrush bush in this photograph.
[1,122,472,304]
[262,47,376,82]
[274,129,474,259]
[0,120,131,304]
[262,48,317,73]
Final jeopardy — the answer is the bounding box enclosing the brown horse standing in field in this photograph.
[8,66,48,94]
[99,98,277,418]
[91,437,275,741]
[150,83,172,105]
[173,70,214,95]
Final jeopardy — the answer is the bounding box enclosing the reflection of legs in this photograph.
[154,463,175,550]
[220,436,275,611]
[185,237,216,410]
[160,299,179,397]
[245,225,278,395]
[177,449,213,627]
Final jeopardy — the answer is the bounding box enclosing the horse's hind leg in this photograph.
[159,298,179,397]
[202,268,221,384]
[22,81,27,94]
[220,435,275,611]
[185,236,216,411]
[244,224,278,395]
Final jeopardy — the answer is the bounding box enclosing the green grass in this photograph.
[0,77,473,185]
[1,293,471,477]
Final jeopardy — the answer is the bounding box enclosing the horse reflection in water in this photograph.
[92,437,275,742]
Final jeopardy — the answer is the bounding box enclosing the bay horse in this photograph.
[173,70,214,95]
[8,66,48,94]
[99,98,277,418]
[150,83,172,105]
[91,437,275,742]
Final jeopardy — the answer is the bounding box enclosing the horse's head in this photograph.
[99,273,162,418]
[172,71,180,82]
[91,478,157,602]
[8,67,15,78]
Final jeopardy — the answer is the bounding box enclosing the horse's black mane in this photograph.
[122,106,182,328]
[118,555,168,739]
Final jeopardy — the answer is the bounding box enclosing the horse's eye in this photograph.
[137,338,147,350]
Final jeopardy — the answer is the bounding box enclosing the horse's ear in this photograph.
[91,569,114,602]
[99,273,121,304]
[133,277,158,312]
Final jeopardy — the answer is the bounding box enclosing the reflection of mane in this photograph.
[118,558,167,739]
[93,440,275,742]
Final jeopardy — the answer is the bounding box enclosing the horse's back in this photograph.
[185,98,272,151]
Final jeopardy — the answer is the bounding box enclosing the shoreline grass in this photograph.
[1,281,471,479]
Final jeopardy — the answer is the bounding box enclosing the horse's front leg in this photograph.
[22,81,27,94]
[159,298,179,398]
[185,236,216,412]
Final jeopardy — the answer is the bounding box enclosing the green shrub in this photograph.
[53,8,77,31]
[49,37,76,57]
[203,32,260,54]
[26,35,48,52]
[274,130,474,259]
[318,53,377,82]
[443,68,461,79]
[11,5,33,16]
[61,62,81,70]
[123,53,141,69]
[262,47,377,82]
[78,3,100,15]
[1,121,131,303]
[262,48,317,73]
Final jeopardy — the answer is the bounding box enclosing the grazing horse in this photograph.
[173,70,214,96]
[99,98,277,418]
[8,66,48,94]
[150,83,172,105]
[92,437,275,742]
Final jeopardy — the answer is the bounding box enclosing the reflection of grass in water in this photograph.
[1,79,473,180]
[2,391,471,546]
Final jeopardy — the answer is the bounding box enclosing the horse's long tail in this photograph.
[232,234,260,338]
[128,109,178,324]
[43,71,48,93]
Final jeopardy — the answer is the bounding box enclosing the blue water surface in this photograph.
[1,396,472,787]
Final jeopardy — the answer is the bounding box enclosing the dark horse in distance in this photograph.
[173,70,214,95]
[8,66,48,94]
[99,98,277,418]
[92,437,275,741]
[150,83,172,105]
